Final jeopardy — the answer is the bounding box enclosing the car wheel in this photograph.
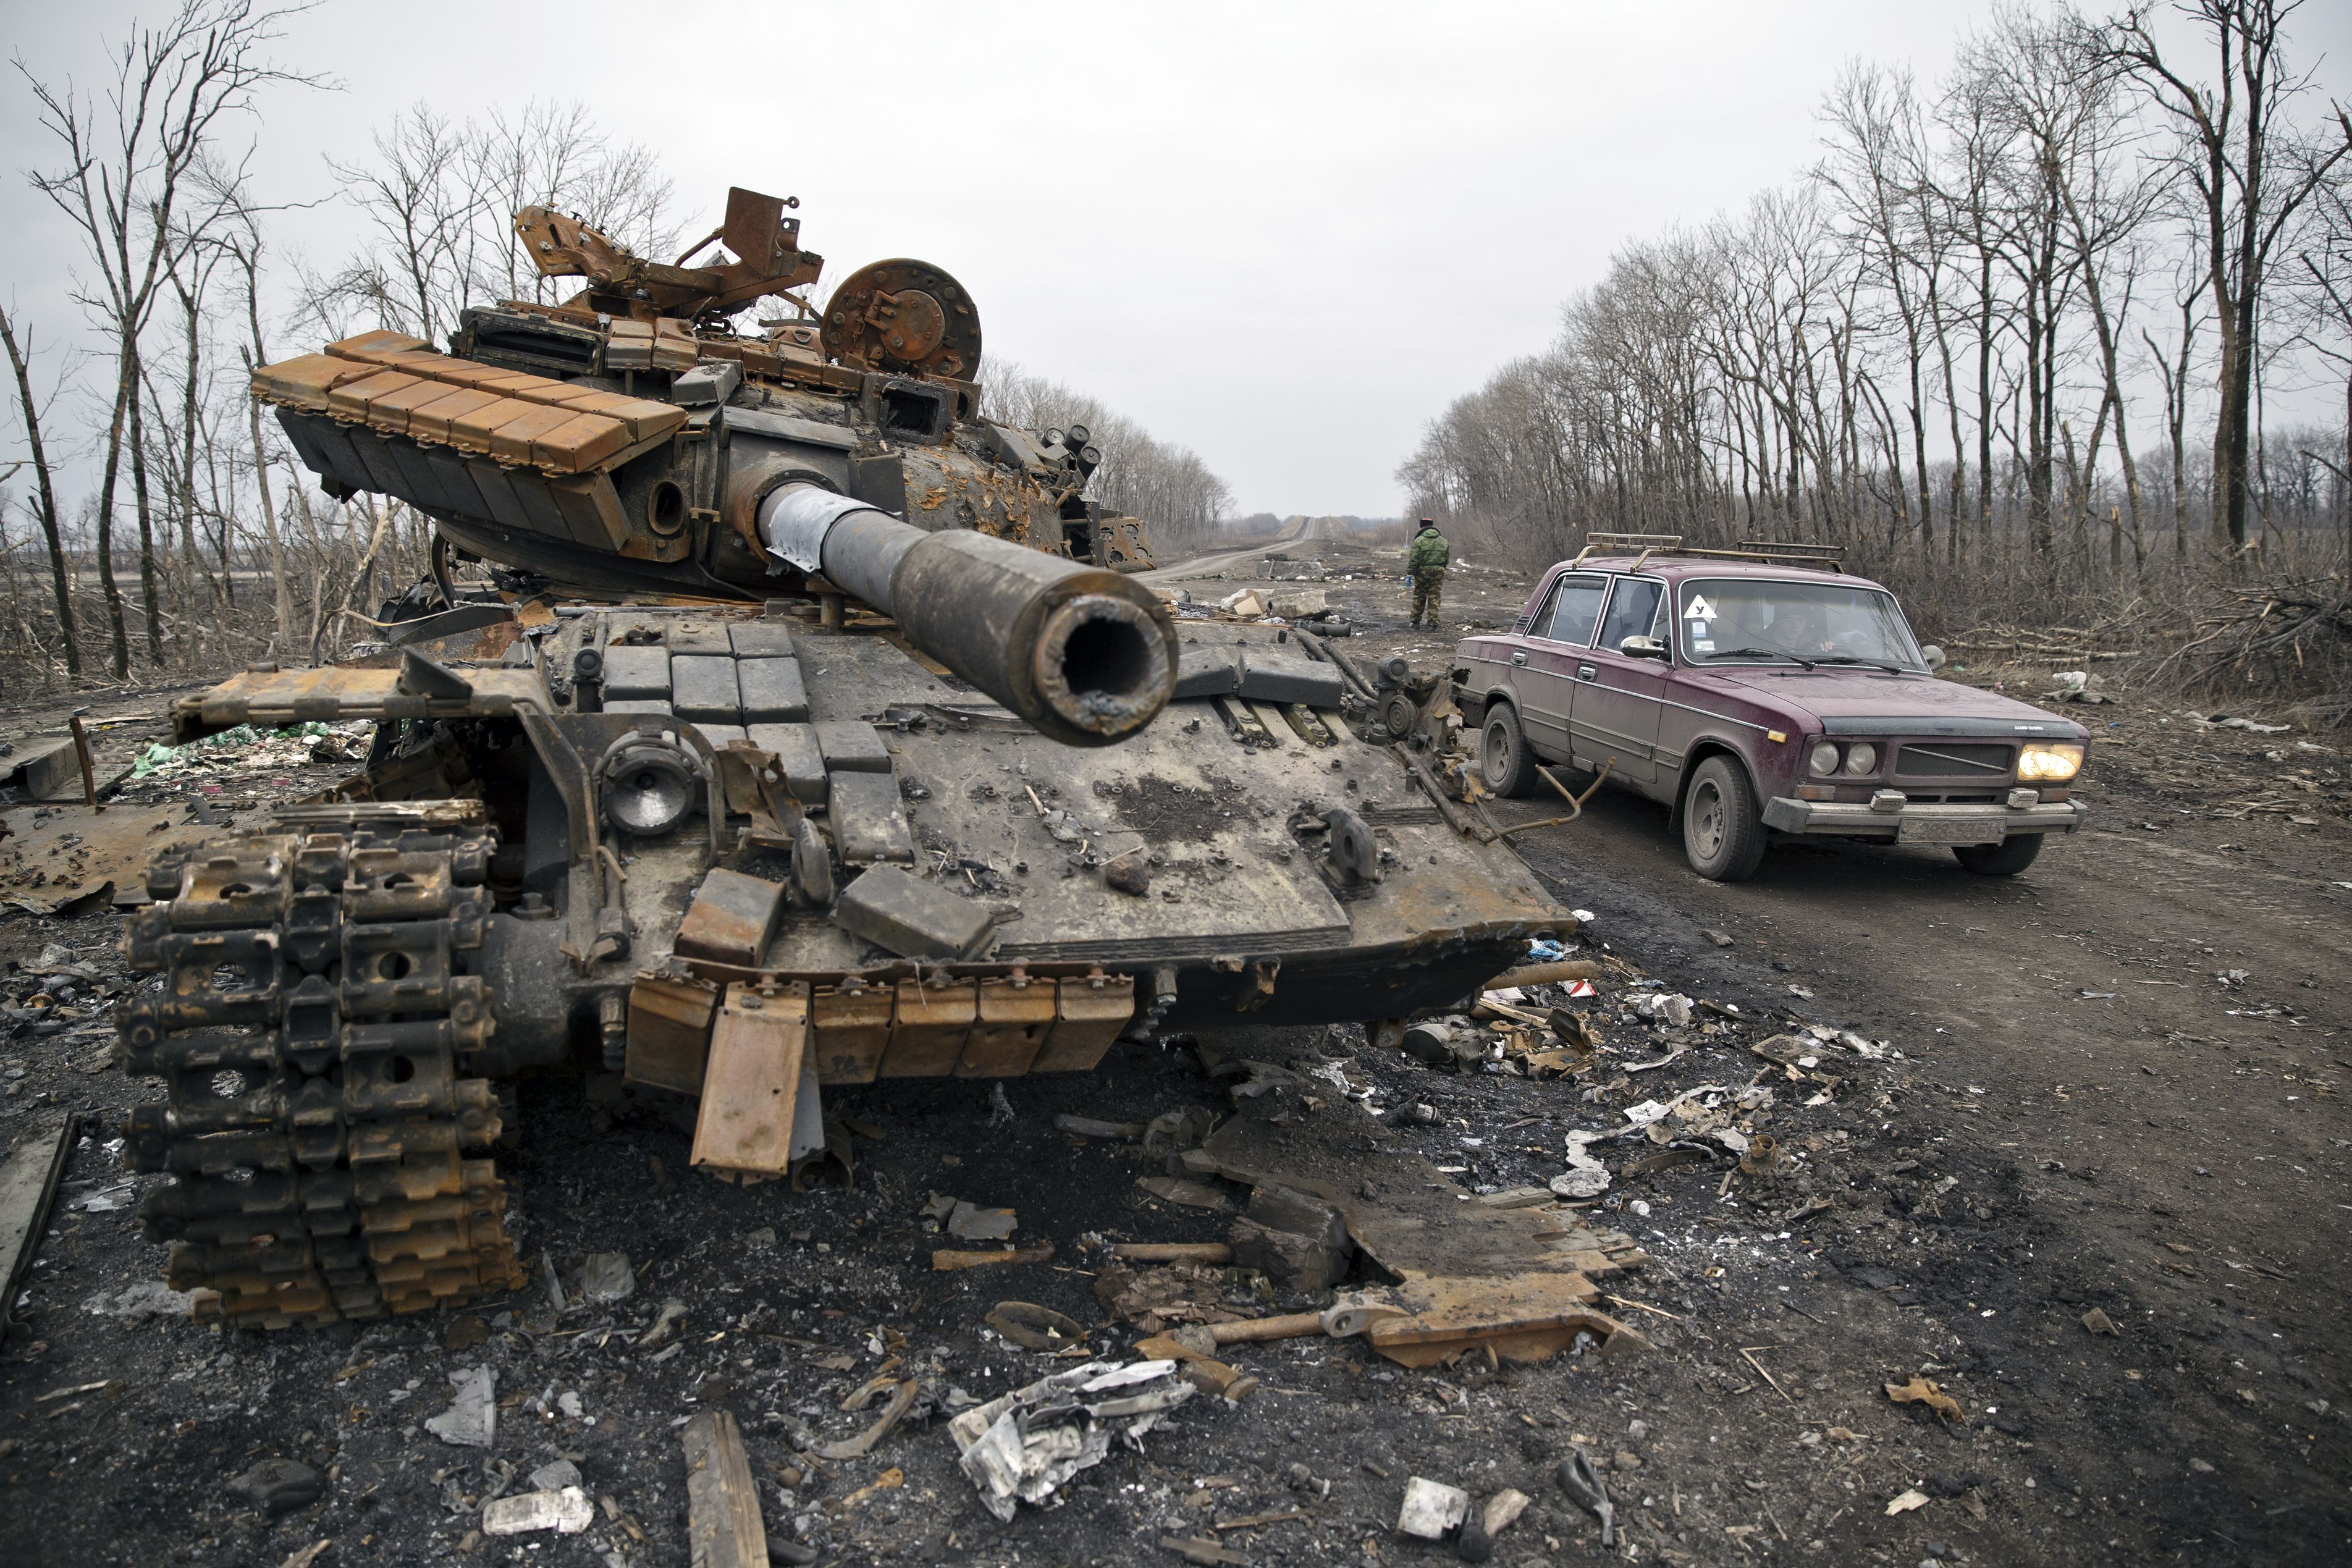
[1682,756,1768,881]
[1480,705,1537,798]
[1953,833,2043,876]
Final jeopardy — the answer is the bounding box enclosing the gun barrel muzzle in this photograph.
[757,483,1174,746]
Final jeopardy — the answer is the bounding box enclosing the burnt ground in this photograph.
[0,555,2346,1568]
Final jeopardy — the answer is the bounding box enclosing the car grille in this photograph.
[1893,741,2015,780]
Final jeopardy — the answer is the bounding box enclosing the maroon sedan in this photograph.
[1452,539,2088,880]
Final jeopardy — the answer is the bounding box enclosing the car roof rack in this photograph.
[1570,533,1683,571]
[1568,533,1847,573]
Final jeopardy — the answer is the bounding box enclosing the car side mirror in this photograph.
[1619,634,1669,660]
[1921,644,1945,672]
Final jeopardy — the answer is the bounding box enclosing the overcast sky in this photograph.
[5,1,2350,519]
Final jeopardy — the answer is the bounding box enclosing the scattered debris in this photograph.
[226,1458,322,1517]
[2081,1307,2118,1336]
[945,1201,1018,1242]
[986,1301,1087,1352]
[1055,1115,1145,1140]
[1,1113,74,1335]
[1886,1488,1931,1516]
[1886,1375,1966,1425]
[577,1251,637,1304]
[1396,1475,1470,1540]
[932,1244,1055,1271]
[424,1367,498,1448]
[682,1410,768,1566]
[811,1376,921,1461]
[950,1360,1197,1521]
[1554,1450,1615,1546]
[483,1486,594,1536]
[1136,1176,1232,1211]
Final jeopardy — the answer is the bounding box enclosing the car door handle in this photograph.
[1511,651,1527,666]
[1577,664,1598,681]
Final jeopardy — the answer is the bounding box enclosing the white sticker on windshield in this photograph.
[1691,639,1716,652]
[1685,594,1716,620]
[1688,620,1708,638]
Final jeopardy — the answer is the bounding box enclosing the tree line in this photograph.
[1398,0,2352,651]
[0,1,1235,694]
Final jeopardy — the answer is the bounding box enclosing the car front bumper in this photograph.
[1761,796,2087,845]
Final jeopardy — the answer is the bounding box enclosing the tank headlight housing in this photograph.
[1808,741,1840,777]
[1842,743,1879,776]
[2017,742,2084,781]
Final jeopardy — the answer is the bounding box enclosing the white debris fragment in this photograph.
[425,1366,498,1448]
[577,1252,636,1304]
[483,1486,592,1536]
[83,1280,195,1320]
[948,1360,1195,1521]
[1397,1476,1471,1539]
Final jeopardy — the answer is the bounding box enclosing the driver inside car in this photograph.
[1769,601,1841,656]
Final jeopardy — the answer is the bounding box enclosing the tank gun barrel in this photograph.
[757,484,1174,746]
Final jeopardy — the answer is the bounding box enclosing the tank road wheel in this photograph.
[1682,755,1768,882]
[117,824,526,1328]
[1480,704,1538,799]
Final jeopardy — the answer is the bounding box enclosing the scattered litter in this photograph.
[576,1252,636,1304]
[1885,1375,1966,1425]
[484,1486,593,1536]
[1136,1176,1232,1211]
[932,1244,1055,1271]
[1055,1115,1144,1140]
[82,1280,194,1320]
[985,1301,1087,1352]
[424,1367,498,1448]
[129,721,368,780]
[946,1202,1018,1242]
[226,1458,322,1516]
[529,1459,582,1493]
[1885,1488,1930,1515]
[950,1360,1196,1521]
[1394,1475,1470,1540]
[2081,1308,2118,1336]
[1555,1449,1615,1546]
[681,1410,767,1561]
[811,1376,920,1460]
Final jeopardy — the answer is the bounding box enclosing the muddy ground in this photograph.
[0,549,2346,1568]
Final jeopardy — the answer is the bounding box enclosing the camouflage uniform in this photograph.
[1406,526,1449,627]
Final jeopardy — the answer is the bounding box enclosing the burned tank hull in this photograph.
[114,188,1563,1329]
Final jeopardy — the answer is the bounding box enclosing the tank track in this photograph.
[117,819,526,1328]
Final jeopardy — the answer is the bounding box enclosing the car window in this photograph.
[1534,573,1608,646]
[1597,578,1665,654]
[1675,578,1925,668]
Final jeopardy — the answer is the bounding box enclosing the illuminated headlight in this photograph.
[2017,742,2084,781]
[1808,741,1840,777]
[1842,743,1878,776]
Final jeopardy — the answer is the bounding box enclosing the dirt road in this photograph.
[0,553,2344,1566]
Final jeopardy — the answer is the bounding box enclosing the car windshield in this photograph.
[1675,578,1924,670]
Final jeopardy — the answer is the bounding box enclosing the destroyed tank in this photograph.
[117,189,1565,1328]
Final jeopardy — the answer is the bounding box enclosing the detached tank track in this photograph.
[117,820,526,1328]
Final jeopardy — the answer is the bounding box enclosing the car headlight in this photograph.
[2017,742,2084,781]
[1808,741,1840,777]
[1842,743,1878,776]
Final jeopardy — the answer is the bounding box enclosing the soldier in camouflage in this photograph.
[1406,518,1449,628]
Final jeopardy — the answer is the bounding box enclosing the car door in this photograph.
[1514,571,1608,759]
[1567,575,1668,791]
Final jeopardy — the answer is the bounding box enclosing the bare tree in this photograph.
[17,0,314,675]
[0,306,80,675]
[2101,0,2352,550]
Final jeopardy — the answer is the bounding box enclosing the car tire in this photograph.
[1682,756,1768,882]
[1953,833,2043,876]
[1480,705,1538,798]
